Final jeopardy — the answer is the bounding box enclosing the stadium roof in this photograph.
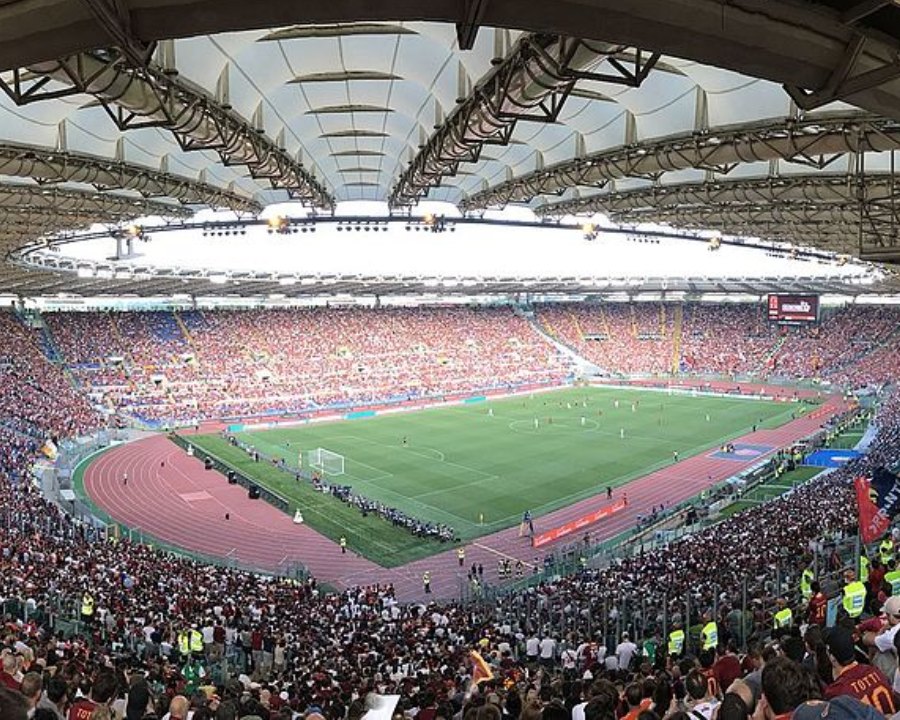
[1,0,900,296]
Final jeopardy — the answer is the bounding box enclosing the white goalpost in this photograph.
[310,448,345,476]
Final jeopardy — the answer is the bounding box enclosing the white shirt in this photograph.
[874,622,900,653]
[616,640,638,670]
[526,637,540,657]
[540,637,556,659]
[572,701,588,720]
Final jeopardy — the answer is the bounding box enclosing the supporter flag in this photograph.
[855,467,900,543]
[470,650,494,685]
[41,438,58,461]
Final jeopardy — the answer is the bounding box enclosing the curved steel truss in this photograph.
[0,183,191,249]
[0,50,334,208]
[0,143,261,214]
[536,172,900,260]
[462,113,900,211]
[389,34,659,207]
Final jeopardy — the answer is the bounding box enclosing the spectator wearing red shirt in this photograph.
[807,581,828,626]
[824,626,896,716]
[66,672,117,720]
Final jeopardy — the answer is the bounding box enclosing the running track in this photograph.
[83,391,848,601]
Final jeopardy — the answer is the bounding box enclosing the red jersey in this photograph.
[68,699,98,720]
[825,663,895,715]
[808,593,827,625]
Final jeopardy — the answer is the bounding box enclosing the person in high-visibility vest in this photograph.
[668,626,685,657]
[843,570,866,618]
[800,567,814,601]
[885,564,900,596]
[773,598,793,631]
[423,571,431,594]
[178,629,190,656]
[189,626,204,655]
[880,537,895,567]
[457,547,465,566]
[860,554,871,584]
[701,615,718,651]
[80,592,95,625]
[340,536,347,554]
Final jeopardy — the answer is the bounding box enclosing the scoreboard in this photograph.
[767,294,819,323]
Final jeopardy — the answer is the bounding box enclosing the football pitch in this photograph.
[189,386,800,566]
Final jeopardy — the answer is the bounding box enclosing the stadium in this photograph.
[2,2,900,720]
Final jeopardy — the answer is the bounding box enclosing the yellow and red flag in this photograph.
[470,650,494,685]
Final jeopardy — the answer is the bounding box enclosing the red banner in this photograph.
[532,499,627,548]
[856,474,896,544]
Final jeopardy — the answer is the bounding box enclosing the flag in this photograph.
[855,467,900,543]
[470,650,494,685]
[41,439,58,461]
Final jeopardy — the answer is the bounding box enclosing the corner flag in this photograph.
[855,467,900,543]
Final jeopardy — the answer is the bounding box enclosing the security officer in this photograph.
[668,624,685,657]
[178,627,191,657]
[189,624,204,657]
[881,537,895,567]
[773,598,793,631]
[800,567,815,601]
[860,553,871,584]
[423,570,431,594]
[340,536,347,554]
[700,613,718,651]
[457,547,465,567]
[80,591,95,626]
[885,562,900,597]
[843,570,866,619]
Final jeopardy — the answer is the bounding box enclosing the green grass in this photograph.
[723,465,822,511]
[830,432,864,449]
[190,386,797,566]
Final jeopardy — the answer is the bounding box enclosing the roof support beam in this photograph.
[389,33,659,206]
[456,0,489,51]
[0,49,334,208]
[78,0,156,67]
[0,143,261,213]
[461,113,900,211]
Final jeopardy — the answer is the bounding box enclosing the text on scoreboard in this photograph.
[767,294,819,323]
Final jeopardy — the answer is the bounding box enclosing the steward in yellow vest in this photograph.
[880,538,895,566]
[773,599,793,631]
[843,570,866,618]
[80,592,95,623]
[701,620,718,651]
[668,627,685,657]
[800,568,814,601]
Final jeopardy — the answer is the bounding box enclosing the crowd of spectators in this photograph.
[0,390,896,720]
[2,304,900,720]
[44,307,570,424]
[536,303,900,386]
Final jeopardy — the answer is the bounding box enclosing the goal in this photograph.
[310,448,345,476]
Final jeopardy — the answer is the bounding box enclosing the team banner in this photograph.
[855,467,900,544]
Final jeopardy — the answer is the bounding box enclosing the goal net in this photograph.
[310,448,345,476]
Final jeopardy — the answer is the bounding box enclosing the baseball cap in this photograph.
[792,696,883,720]
[881,595,900,616]
[825,627,856,665]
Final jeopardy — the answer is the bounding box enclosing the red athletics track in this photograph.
[83,390,849,601]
